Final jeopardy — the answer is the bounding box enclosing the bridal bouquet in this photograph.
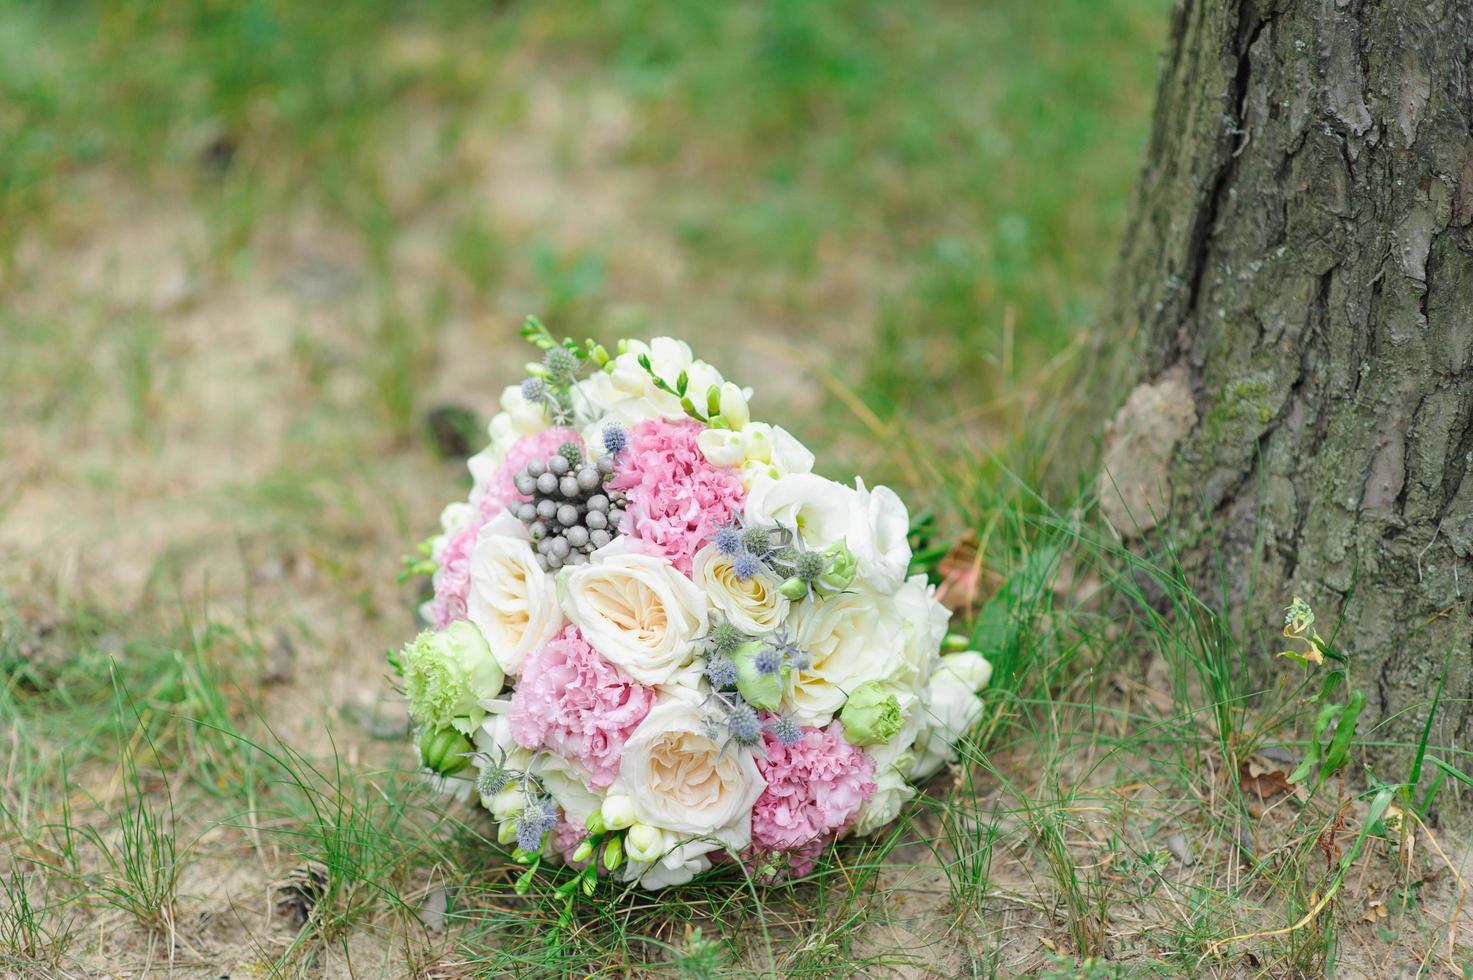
[392,319,991,893]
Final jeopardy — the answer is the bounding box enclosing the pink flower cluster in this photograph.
[429,428,580,629]
[750,723,876,869]
[607,418,745,574]
[508,625,655,788]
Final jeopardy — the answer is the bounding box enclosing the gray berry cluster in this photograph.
[512,444,627,571]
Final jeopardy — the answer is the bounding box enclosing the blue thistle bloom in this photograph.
[602,422,628,457]
[713,524,743,557]
[768,715,803,746]
[520,377,545,402]
[476,760,513,799]
[732,552,762,581]
[753,646,781,676]
[704,656,739,689]
[515,796,558,852]
[727,701,762,746]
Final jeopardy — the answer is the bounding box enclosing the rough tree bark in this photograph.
[1098,0,1473,758]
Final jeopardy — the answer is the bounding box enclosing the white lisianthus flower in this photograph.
[690,543,790,635]
[465,512,564,676]
[889,575,951,694]
[431,501,476,563]
[851,708,925,836]
[469,384,553,490]
[790,588,905,726]
[848,480,913,592]
[743,473,859,551]
[557,540,708,685]
[939,651,993,692]
[908,657,989,780]
[614,698,765,841]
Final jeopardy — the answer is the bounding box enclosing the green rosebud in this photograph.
[778,576,810,601]
[418,726,473,776]
[816,541,859,595]
[602,835,624,871]
[839,682,904,746]
[732,640,786,711]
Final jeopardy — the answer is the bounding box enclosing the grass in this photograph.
[4,0,1472,976]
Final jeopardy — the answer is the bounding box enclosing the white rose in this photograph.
[743,473,858,551]
[790,588,905,726]
[908,669,985,780]
[615,699,765,840]
[690,543,790,635]
[465,512,564,676]
[848,480,913,591]
[558,541,708,685]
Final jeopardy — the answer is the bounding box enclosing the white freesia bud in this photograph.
[719,382,750,429]
[697,428,748,468]
[742,422,773,463]
[490,787,526,823]
[939,651,993,692]
[624,823,670,863]
[601,793,637,830]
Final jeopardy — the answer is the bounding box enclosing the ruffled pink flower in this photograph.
[607,418,744,574]
[508,625,655,788]
[750,723,875,857]
[553,818,591,866]
[429,428,581,630]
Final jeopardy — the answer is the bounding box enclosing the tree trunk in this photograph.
[1098,0,1473,760]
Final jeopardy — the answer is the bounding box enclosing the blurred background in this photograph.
[1,0,1167,970]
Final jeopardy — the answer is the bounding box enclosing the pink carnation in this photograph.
[750,723,876,856]
[607,418,744,574]
[508,625,655,788]
[553,818,591,866]
[428,428,580,630]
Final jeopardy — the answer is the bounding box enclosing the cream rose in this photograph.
[690,543,790,635]
[789,588,905,726]
[465,512,564,676]
[558,541,708,685]
[615,699,765,839]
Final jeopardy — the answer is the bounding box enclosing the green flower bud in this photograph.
[942,632,971,653]
[839,682,904,746]
[571,839,595,864]
[581,872,598,897]
[816,541,859,595]
[584,810,607,835]
[732,640,786,711]
[497,821,519,846]
[602,835,624,871]
[418,727,473,776]
[778,576,810,601]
